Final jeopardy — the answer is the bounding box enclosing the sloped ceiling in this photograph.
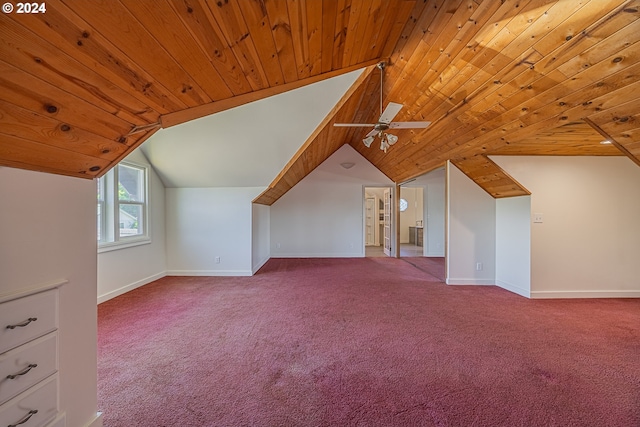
[1,0,638,201]
[141,70,362,187]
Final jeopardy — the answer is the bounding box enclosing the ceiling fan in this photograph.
[334,62,431,152]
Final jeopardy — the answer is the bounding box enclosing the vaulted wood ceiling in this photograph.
[1,0,638,202]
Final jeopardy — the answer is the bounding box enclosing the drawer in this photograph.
[0,290,58,354]
[0,333,58,405]
[0,374,57,427]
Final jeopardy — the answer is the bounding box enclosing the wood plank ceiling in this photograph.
[1,0,638,201]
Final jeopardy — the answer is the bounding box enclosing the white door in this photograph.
[383,189,392,256]
[365,198,375,246]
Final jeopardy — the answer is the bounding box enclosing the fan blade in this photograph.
[379,102,403,124]
[365,128,379,138]
[388,121,431,129]
[333,123,376,127]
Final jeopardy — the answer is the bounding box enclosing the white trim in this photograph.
[85,412,103,427]
[531,290,640,299]
[445,278,495,285]
[0,279,67,304]
[496,279,531,298]
[97,237,151,253]
[166,270,254,277]
[252,256,270,275]
[97,161,150,250]
[97,272,166,304]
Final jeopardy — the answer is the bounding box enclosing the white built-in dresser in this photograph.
[0,281,66,427]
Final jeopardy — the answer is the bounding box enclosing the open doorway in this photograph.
[399,186,424,257]
[364,186,392,257]
[399,169,446,280]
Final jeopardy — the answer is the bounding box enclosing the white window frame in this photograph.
[97,161,150,253]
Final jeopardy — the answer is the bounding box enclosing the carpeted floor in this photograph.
[98,257,640,426]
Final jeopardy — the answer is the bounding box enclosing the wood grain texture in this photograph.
[0,0,639,192]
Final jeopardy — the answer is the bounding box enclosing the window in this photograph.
[97,162,149,251]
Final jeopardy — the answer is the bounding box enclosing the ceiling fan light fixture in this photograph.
[386,133,398,145]
[380,138,390,153]
[363,135,374,147]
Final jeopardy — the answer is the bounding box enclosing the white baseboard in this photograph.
[166,269,253,277]
[97,272,166,304]
[446,278,494,285]
[425,251,445,257]
[252,256,270,274]
[272,252,364,258]
[85,412,103,427]
[531,290,640,299]
[496,279,531,298]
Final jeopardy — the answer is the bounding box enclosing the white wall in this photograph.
[252,203,270,273]
[447,162,496,284]
[271,145,393,257]
[0,168,100,427]
[166,187,263,275]
[493,156,640,298]
[496,196,531,297]
[97,149,167,303]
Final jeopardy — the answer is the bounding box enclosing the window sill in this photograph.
[98,237,151,253]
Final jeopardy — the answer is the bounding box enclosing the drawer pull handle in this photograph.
[6,318,37,329]
[7,364,38,379]
[8,409,38,427]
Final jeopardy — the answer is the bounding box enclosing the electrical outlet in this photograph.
[476,262,483,271]
[533,213,543,223]
[215,256,220,264]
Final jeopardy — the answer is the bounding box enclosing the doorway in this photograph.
[364,186,393,257]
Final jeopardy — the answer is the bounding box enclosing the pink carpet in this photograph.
[98,258,640,426]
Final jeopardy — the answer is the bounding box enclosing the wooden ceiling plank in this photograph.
[395,0,518,123]
[321,0,339,73]
[380,0,418,59]
[353,0,386,65]
[341,0,370,68]
[557,19,640,78]
[119,0,233,101]
[263,0,299,84]
[60,0,214,107]
[389,0,548,130]
[384,4,640,173]
[409,0,578,119]
[386,0,467,105]
[331,0,351,70]
[0,62,135,141]
[387,0,446,80]
[0,133,111,178]
[161,58,381,128]
[305,0,324,75]
[0,16,161,125]
[204,0,271,90]
[4,2,171,118]
[451,154,530,198]
[169,0,254,96]
[584,116,640,166]
[0,99,126,161]
[534,0,639,59]
[286,0,311,79]
[234,0,287,87]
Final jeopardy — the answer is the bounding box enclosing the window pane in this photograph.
[119,204,143,237]
[118,164,144,202]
